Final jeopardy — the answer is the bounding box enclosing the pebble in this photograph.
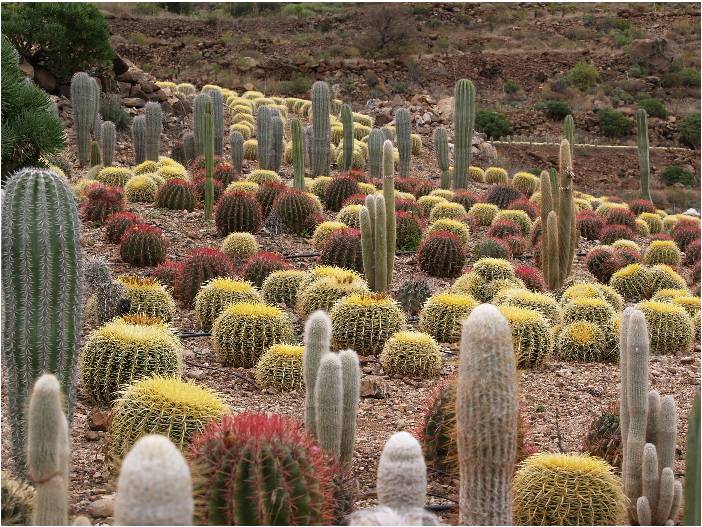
[87,409,110,432]
[72,515,92,526]
[186,368,206,380]
[88,495,115,518]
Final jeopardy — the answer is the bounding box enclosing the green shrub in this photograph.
[638,98,667,119]
[276,74,312,96]
[566,61,599,90]
[597,108,631,138]
[660,165,695,187]
[224,3,281,17]
[474,110,511,140]
[537,100,571,120]
[1,35,66,184]
[679,112,700,149]
[504,79,519,95]
[2,3,114,83]
[100,94,131,131]
[158,2,194,14]
[662,66,700,88]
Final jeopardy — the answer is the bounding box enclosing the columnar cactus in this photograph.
[270,111,285,172]
[132,115,146,165]
[368,128,384,182]
[311,81,331,176]
[144,101,162,162]
[70,72,99,166]
[229,130,244,174]
[256,105,272,170]
[115,435,193,526]
[637,108,652,202]
[395,107,412,178]
[27,374,69,526]
[101,120,116,167]
[291,118,305,190]
[90,140,101,167]
[2,168,82,477]
[456,304,518,525]
[434,126,450,189]
[210,89,224,156]
[199,96,215,220]
[303,311,332,436]
[376,431,427,511]
[183,131,196,164]
[315,353,344,459]
[193,93,210,156]
[453,79,476,189]
[685,395,700,526]
[564,114,575,163]
[340,104,354,171]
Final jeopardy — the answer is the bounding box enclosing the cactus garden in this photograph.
[1,3,701,526]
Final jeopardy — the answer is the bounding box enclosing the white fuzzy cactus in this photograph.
[348,506,439,526]
[114,434,193,525]
[377,432,427,511]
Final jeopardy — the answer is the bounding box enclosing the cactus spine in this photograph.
[315,353,343,458]
[303,311,331,435]
[144,101,162,162]
[637,108,652,202]
[256,105,272,170]
[115,435,193,525]
[70,72,99,166]
[685,394,700,526]
[564,114,575,164]
[368,128,384,182]
[27,374,69,526]
[210,89,224,156]
[457,304,518,525]
[101,120,116,167]
[453,79,476,189]
[229,130,243,174]
[132,115,146,165]
[184,131,195,165]
[434,126,450,189]
[310,81,331,177]
[2,168,82,477]
[395,107,412,178]
[198,96,215,221]
[341,104,354,171]
[291,118,305,190]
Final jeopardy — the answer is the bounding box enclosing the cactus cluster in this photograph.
[1,474,34,525]
[312,221,348,250]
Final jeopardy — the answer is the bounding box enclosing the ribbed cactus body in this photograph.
[457,304,518,525]
[315,353,344,458]
[453,79,476,189]
[685,395,701,526]
[229,130,244,174]
[341,104,354,171]
[637,108,652,202]
[200,97,215,220]
[2,168,82,477]
[184,130,196,164]
[395,108,412,178]
[192,93,209,156]
[292,118,305,189]
[115,435,193,525]
[144,101,162,162]
[564,114,575,163]
[303,311,332,437]
[311,81,331,176]
[70,72,99,166]
[434,126,450,189]
[210,89,224,155]
[367,128,384,182]
[270,112,284,172]
[377,431,427,511]
[90,140,101,167]
[101,120,116,167]
[132,115,146,165]
[256,105,273,170]
[27,374,69,526]
[338,349,360,468]
[119,224,167,267]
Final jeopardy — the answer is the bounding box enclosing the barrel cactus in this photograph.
[418,293,477,343]
[175,248,235,307]
[155,179,198,211]
[116,275,176,321]
[296,274,369,320]
[254,344,305,391]
[119,224,168,267]
[104,211,142,244]
[194,278,262,330]
[380,331,442,378]
[498,305,553,368]
[417,231,466,278]
[262,269,307,308]
[637,300,693,355]
[215,190,263,235]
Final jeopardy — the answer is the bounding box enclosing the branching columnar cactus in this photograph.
[311,81,331,176]
[2,168,82,477]
[190,412,336,525]
[636,108,652,202]
[27,374,69,526]
[541,140,578,290]
[144,101,162,162]
[368,128,384,182]
[101,120,116,167]
[620,307,683,525]
[229,130,244,173]
[453,79,476,189]
[70,72,99,166]
[292,118,305,190]
[434,125,451,189]
[456,304,518,525]
[115,435,193,526]
[395,107,412,178]
[132,115,146,165]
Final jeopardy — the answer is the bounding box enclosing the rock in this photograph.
[19,60,34,77]
[238,57,257,71]
[683,208,700,217]
[360,376,389,399]
[628,37,674,72]
[88,408,110,431]
[187,368,206,380]
[85,430,100,441]
[122,97,146,108]
[88,495,115,518]
[118,81,132,97]
[140,80,158,94]
[72,515,92,526]
[112,55,130,76]
[34,68,56,92]
[436,96,453,120]
[116,68,146,84]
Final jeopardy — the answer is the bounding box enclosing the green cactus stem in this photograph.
[210,89,224,156]
[315,353,343,459]
[292,118,305,190]
[70,72,99,166]
[383,139,396,284]
[90,140,101,167]
[132,115,146,165]
[452,79,476,189]
[144,101,162,162]
[368,128,384,182]
[636,108,652,202]
[197,96,215,221]
[311,81,331,177]
[303,310,332,438]
[564,114,575,164]
[434,126,450,190]
[395,107,412,178]
[684,394,700,526]
[101,121,116,167]
[229,130,244,174]
[341,104,354,171]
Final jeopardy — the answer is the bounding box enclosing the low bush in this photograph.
[537,100,571,120]
[566,61,599,90]
[475,110,511,140]
[597,108,631,138]
[679,112,700,149]
[660,165,695,187]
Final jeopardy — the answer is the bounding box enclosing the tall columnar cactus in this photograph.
[685,394,700,526]
[270,112,284,172]
[2,168,82,477]
[383,140,396,284]
[196,95,215,220]
[564,114,575,164]
[368,128,384,182]
[210,89,224,156]
[132,115,146,165]
[303,310,332,436]
[315,353,344,459]
[115,435,193,526]
[27,374,69,526]
[184,131,196,165]
[193,93,210,156]
[144,101,162,162]
[291,118,305,190]
[70,72,99,166]
[83,256,128,325]
[229,130,244,174]
[338,349,360,468]
[452,79,476,189]
[434,126,450,189]
[340,104,354,171]
[360,195,388,292]
[101,120,116,167]
[395,107,412,178]
[256,105,273,170]
[311,81,331,177]
[90,140,101,167]
[541,140,578,290]
[637,108,652,202]
[457,304,518,525]
[377,432,427,511]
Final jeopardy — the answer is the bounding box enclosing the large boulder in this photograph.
[628,37,674,72]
